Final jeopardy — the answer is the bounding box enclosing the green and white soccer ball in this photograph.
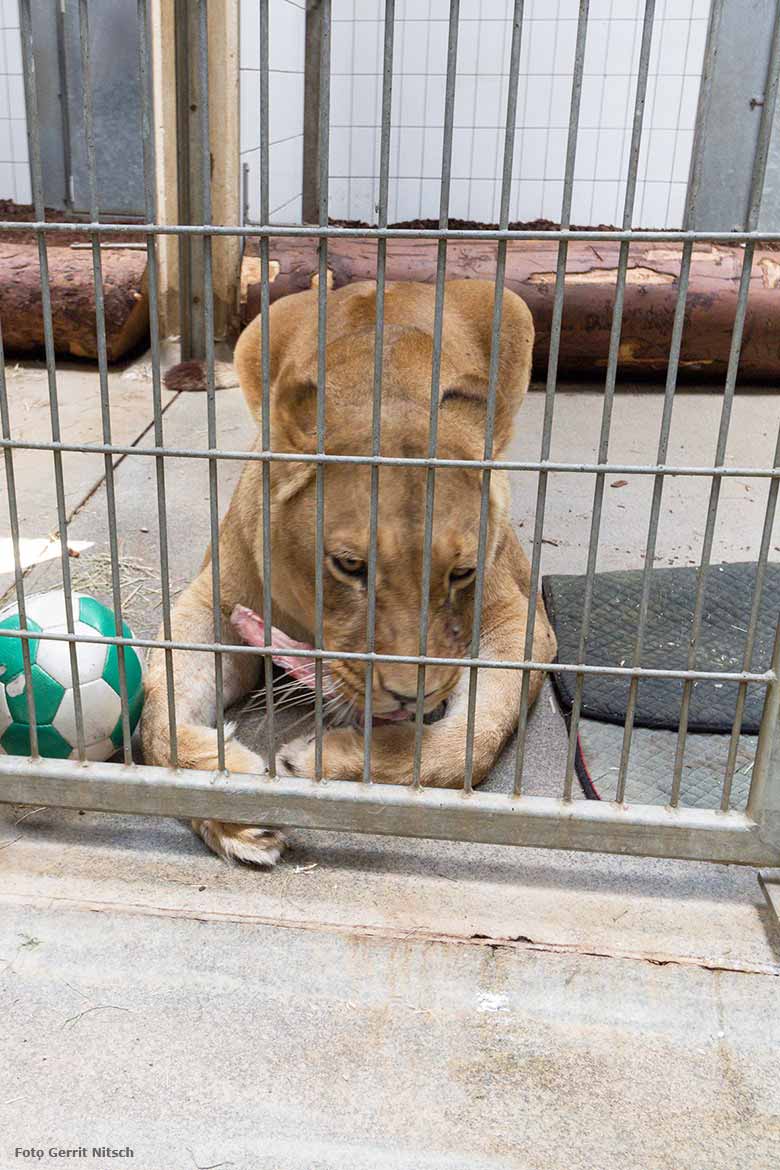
[0,590,145,760]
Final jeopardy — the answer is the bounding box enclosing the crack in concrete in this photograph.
[1,890,777,978]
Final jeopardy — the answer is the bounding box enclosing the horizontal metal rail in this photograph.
[3,219,780,243]
[2,755,778,868]
[0,436,776,479]
[0,624,772,684]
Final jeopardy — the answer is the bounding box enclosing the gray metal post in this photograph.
[756,619,780,920]
[302,0,323,224]
[688,0,780,231]
[174,0,207,360]
[760,84,780,232]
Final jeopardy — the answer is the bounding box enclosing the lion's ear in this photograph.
[233,289,318,429]
[271,377,319,454]
[440,281,535,458]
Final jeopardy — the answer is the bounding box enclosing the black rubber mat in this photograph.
[542,561,779,734]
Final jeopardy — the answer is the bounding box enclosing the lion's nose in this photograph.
[386,686,437,706]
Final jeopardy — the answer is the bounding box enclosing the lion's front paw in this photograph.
[278,731,317,778]
[278,728,364,780]
[193,819,287,867]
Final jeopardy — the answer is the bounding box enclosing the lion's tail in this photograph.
[162,359,238,392]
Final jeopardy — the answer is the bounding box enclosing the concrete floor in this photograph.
[1,355,780,1169]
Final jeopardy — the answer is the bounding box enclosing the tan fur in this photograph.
[141,280,556,865]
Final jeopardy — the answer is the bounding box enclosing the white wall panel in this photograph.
[0,1,30,204]
[324,0,709,227]
[1,0,710,226]
[241,0,305,223]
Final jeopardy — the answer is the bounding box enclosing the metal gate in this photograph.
[1,0,779,869]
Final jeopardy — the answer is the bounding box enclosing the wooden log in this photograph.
[0,242,148,361]
[243,237,780,382]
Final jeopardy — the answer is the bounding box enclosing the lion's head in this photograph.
[233,279,533,720]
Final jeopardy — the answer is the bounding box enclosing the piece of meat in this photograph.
[231,604,412,723]
[230,604,338,695]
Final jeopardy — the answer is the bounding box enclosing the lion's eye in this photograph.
[330,554,367,581]
[449,565,476,587]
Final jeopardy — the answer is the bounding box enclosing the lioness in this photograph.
[141,280,556,865]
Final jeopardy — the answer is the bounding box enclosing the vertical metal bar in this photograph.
[411,0,461,788]
[137,0,178,766]
[615,0,726,804]
[362,0,395,781]
[686,0,777,235]
[684,0,725,223]
[54,0,74,213]
[556,0,656,803]
[0,316,39,756]
[77,0,133,764]
[196,0,225,770]
[613,244,693,803]
[314,0,332,781]
[302,0,323,224]
[669,254,755,806]
[18,0,86,761]
[521,0,654,800]
[174,0,193,357]
[672,0,780,806]
[747,615,780,822]
[242,160,250,227]
[513,0,590,795]
[462,0,525,793]
[558,0,654,804]
[608,0,725,804]
[259,0,276,776]
[175,0,206,360]
[721,423,779,809]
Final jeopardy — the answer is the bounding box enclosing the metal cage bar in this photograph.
[362,0,395,780]
[613,243,694,804]
[721,419,780,808]
[1,435,778,479]
[462,0,525,794]
[671,0,780,806]
[313,0,332,781]
[137,0,179,768]
[77,0,133,764]
[747,615,780,830]
[0,622,770,684]
[2,221,780,242]
[513,0,590,796]
[197,0,227,772]
[560,0,657,804]
[609,0,730,806]
[2,754,778,869]
[0,314,39,756]
[0,436,777,479]
[411,0,460,789]
[258,0,277,776]
[18,0,87,761]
